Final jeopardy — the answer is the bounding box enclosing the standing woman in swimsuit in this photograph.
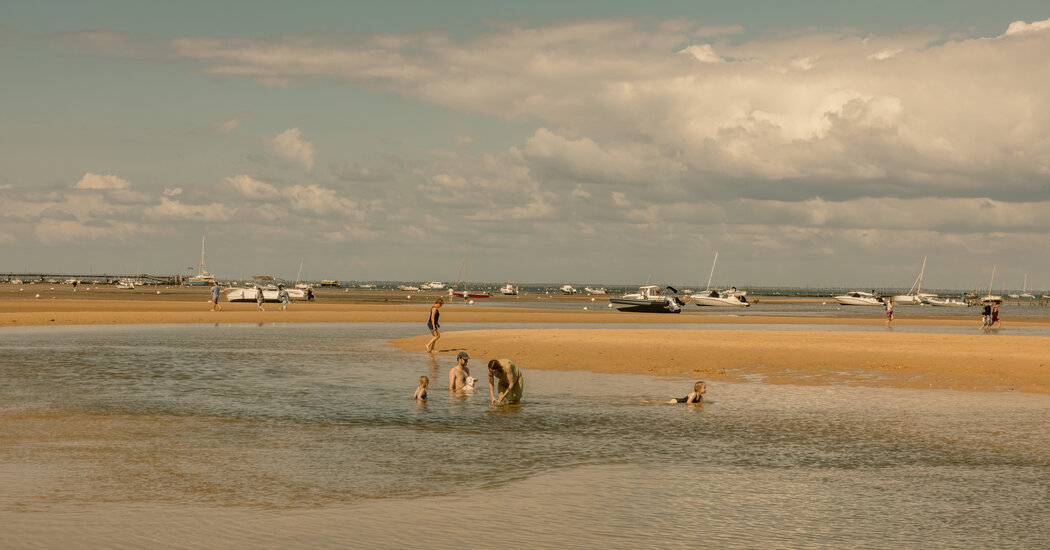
[425,298,443,353]
[488,359,524,404]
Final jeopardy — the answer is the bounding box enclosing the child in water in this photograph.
[413,376,429,400]
[668,381,706,404]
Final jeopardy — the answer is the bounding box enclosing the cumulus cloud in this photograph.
[223,174,281,200]
[1003,17,1050,36]
[104,16,1048,195]
[269,128,316,171]
[144,198,231,222]
[76,173,131,190]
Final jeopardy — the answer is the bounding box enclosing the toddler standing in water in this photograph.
[668,381,706,404]
[413,376,429,400]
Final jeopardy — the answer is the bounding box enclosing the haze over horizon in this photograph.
[2,2,1049,290]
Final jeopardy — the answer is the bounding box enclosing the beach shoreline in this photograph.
[5,292,1050,395]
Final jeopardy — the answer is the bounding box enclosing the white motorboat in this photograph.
[226,276,305,302]
[499,284,518,295]
[116,279,135,290]
[584,287,607,295]
[926,297,969,307]
[559,285,577,295]
[225,286,305,303]
[691,287,749,307]
[609,285,684,313]
[398,285,421,292]
[690,252,749,306]
[420,282,447,290]
[834,291,885,306]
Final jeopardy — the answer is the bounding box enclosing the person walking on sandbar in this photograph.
[210,283,223,311]
[488,358,523,405]
[425,298,443,353]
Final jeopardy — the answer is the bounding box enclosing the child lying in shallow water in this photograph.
[668,381,706,404]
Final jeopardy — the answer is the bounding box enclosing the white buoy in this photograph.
[469,300,474,305]
[590,298,595,302]
[157,291,161,294]
[35,294,40,298]
[406,295,411,299]
[607,303,614,308]
[583,306,588,310]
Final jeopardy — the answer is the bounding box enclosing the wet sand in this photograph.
[5,287,1050,394]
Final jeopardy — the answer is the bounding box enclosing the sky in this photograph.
[2,1,1049,290]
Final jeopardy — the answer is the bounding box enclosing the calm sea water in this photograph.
[2,323,1049,549]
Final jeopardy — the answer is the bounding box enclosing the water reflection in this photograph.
[1,323,1049,549]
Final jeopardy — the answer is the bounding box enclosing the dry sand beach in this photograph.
[3,285,1049,394]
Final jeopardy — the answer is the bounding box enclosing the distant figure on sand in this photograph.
[413,376,429,400]
[991,303,1001,330]
[981,304,992,330]
[210,283,222,311]
[278,287,291,310]
[449,351,472,391]
[256,286,265,311]
[668,381,706,404]
[488,359,523,404]
[425,298,443,353]
[884,299,894,327]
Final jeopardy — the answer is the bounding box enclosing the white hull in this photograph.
[499,284,518,295]
[584,287,607,295]
[834,292,884,306]
[927,298,969,307]
[692,295,749,307]
[398,285,421,292]
[226,288,305,303]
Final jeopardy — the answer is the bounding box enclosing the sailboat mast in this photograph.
[296,258,304,284]
[706,252,718,291]
[917,256,926,295]
[989,264,996,296]
[199,235,206,276]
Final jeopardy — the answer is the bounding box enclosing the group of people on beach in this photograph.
[981,303,1001,331]
[414,350,524,405]
[417,297,704,406]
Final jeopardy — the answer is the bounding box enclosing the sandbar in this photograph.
[4,289,1050,394]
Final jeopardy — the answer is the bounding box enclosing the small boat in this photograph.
[609,285,684,313]
[893,257,938,304]
[584,287,607,295]
[116,279,135,290]
[420,282,448,290]
[559,285,577,295]
[184,235,218,286]
[398,285,421,292]
[691,287,749,307]
[834,291,885,306]
[926,297,969,307]
[453,289,491,298]
[9,279,23,285]
[226,276,305,302]
[499,284,518,295]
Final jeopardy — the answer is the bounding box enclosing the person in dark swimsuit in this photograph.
[668,381,706,404]
[425,298,443,353]
[413,376,429,400]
